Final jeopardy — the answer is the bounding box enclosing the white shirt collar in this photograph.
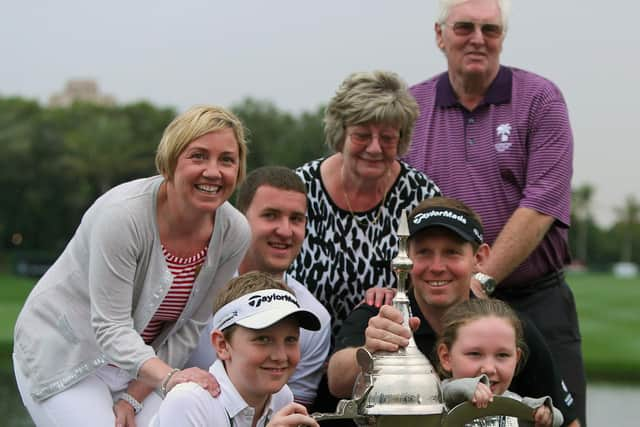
[210,358,276,423]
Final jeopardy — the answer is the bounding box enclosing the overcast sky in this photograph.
[1,0,637,226]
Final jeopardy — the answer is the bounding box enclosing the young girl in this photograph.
[437,299,563,427]
[151,271,320,427]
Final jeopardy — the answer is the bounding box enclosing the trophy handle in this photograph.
[311,385,375,424]
[442,396,535,427]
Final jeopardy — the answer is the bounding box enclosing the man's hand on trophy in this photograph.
[364,305,420,352]
[364,286,396,308]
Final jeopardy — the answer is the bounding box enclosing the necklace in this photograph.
[340,170,388,226]
[342,187,387,226]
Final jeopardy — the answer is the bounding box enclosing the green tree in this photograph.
[614,195,640,263]
[0,97,44,251]
[571,184,594,264]
[232,98,327,170]
[0,97,175,257]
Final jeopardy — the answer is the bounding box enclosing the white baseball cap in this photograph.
[213,289,321,332]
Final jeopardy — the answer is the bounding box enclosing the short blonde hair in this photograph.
[324,70,418,155]
[155,105,247,183]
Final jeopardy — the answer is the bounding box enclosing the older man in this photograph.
[403,0,585,424]
[186,166,331,409]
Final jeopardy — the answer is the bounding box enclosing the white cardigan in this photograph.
[13,176,250,401]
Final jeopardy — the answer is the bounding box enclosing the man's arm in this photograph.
[474,80,573,297]
[511,316,580,426]
[327,347,364,398]
[470,207,554,297]
[327,305,416,398]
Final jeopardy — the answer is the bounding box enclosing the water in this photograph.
[1,371,638,426]
[587,384,640,426]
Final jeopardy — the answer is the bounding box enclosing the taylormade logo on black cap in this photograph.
[413,209,468,225]
[247,292,300,308]
[409,207,484,245]
[473,227,483,242]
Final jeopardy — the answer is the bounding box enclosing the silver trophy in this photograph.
[312,212,544,426]
[313,212,444,426]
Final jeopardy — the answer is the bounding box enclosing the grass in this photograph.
[1,272,639,383]
[567,271,640,383]
[0,274,35,368]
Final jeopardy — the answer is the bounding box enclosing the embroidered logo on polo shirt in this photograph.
[495,123,512,152]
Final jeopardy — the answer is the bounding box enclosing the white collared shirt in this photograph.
[151,360,293,427]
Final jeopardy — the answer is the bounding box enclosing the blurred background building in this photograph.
[49,79,116,107]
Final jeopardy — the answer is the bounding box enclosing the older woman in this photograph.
[289,71,441,335]
[13,105,250,426]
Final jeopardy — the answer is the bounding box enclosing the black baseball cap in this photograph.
[409,207,484,245]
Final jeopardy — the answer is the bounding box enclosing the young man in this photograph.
[404,1,585,423]
[152,272,320,427]
[327,197,579,427]
[187,166,331,408]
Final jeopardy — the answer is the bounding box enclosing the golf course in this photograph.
[1,271,639,426]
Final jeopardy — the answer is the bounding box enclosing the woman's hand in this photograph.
[533,404,553,427]
[470,382,493,408]
[267,402,319,427]
[166,367,220,397]
[113,399,136,427]
[364,287,396,308]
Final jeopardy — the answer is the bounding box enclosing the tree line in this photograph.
[0,96,637,270]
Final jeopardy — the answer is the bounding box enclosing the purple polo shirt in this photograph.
[405,66,573,287]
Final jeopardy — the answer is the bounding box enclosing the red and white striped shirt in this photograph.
[141,245,208,344]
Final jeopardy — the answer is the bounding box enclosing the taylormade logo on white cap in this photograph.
[212,289,320,332]
[247,292,299,308]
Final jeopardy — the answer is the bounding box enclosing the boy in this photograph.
[152,271,320,427]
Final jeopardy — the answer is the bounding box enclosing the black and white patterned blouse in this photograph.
[289,158,441,336]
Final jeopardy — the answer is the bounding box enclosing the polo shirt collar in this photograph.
[409,291,436,339]
[409,291,478,339]
[211,359,277,422]
[435,65,512,108]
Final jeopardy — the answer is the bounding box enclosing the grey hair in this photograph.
[323,70,419,155]
[437,0,511,32]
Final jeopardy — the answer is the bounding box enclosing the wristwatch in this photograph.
[474,272,497,295]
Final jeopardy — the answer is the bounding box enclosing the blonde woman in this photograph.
[13,105,250,426]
